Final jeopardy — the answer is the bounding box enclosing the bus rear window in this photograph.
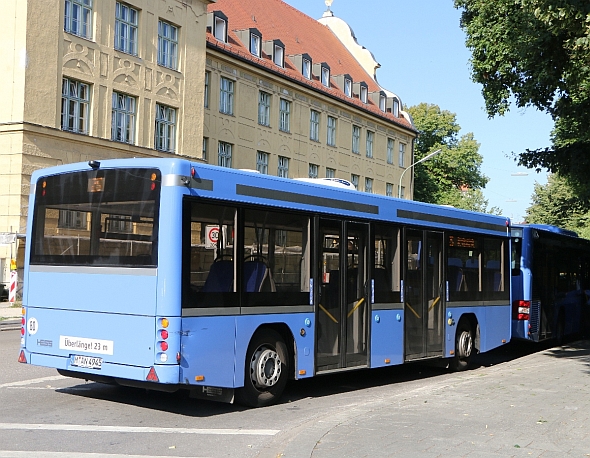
[30,168,160,267]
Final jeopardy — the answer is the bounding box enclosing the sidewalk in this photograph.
[0,300,22,331]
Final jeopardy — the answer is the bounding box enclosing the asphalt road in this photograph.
[1,328,589,458]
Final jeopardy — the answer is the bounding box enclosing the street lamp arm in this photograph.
[398,149,442,199]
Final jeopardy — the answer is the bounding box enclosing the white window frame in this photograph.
[365,178,373,193]
[214,16,227,42]
[64,0,93,39]
[274,44,284,67]
[351,174,359,190]
[278,156,289,178]
[279,98,291,132]
[310,109,320,141]
[218,141,232,168]
[250,33,261,57]
[379,94,386,112]
[344,78,352,97]
[115,2,138,56]
[61,77,90,134]
[256,151,269,174]
[326,168,335,178]
[157,20,178,70]
[360,86,368,104]
[399,142,406,167]
[321,67,330,87]
[386,183,393,197]
[258,91,271,126]
[154,103,176,152]
[387,138,394,164]
[219,77,234,115]
[399,185,405,199]
[302,58,311,79]
[111,91,136,144]
[393,99,400,117]
[366,130,374,158]
[352,125,360,154]
[308,163,318,179]
[327,116,337,147]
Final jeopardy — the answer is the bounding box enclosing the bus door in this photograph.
[316,219,369,371]
[404,230,445,360]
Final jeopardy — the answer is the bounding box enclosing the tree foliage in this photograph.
[455,0,590,192]
[527,174,590,239]
[406,103,499,213]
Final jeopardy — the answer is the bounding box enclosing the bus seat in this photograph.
[448,257,463,267]
[201,259,234,293]
[244,260,276,292]
[486,260,500,270]
[465,258,478,269]
[447,265,463,292]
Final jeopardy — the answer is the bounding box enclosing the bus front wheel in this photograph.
[235,329,289,407]
[451,321,474,371]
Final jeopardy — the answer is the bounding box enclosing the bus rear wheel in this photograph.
[451,321,474,371]
[235,329,289,407]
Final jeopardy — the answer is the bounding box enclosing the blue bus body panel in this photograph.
[370,310,404,367]
[446,305,510,354]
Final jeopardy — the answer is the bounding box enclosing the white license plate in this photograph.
[71,355,102,369]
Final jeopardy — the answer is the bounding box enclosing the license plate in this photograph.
[71,355,102,369]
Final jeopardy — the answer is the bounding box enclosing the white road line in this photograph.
[0,375,64,389]
[0,452,208,458]
[0,423,280,436]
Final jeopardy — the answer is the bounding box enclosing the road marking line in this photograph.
[0,423,279,436]
[0,452,209,458]
[0,375,63,389]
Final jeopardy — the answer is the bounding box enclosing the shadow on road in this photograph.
[55,339,586,416]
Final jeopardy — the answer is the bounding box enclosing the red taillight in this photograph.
[160,341,169,352]
[512,300,530,320]
[160,330,169,340]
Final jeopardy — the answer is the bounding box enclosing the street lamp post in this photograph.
[398,149,442,199]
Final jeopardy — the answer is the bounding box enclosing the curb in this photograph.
[0,319,20,331]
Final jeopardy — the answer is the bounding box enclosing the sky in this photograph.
[285,0,554,223]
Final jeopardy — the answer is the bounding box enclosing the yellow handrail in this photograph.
[347,297,365,318]
[319,304,338,324]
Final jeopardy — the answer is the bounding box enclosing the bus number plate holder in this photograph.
[71,355,102,369]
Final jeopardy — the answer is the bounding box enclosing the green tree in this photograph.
[526,174,590,239]
[455,0,590,192]
[406,103,497,213]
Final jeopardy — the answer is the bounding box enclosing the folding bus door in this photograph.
[404,230,445,360]
[316,219,369,371]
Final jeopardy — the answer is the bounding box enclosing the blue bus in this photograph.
[511,224,590,343]
[19,158,511,406]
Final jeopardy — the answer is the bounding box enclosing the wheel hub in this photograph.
[458,331,473,358]
[251,346,282,389]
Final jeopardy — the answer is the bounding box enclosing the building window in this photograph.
[278,156,289,178]
[58,210,88,229]
[256,151,269,174]
[321,67,330,87]
[279,98,291,132]
[327,116,337,146]
[61,77,90,134]
[344,78,352,97]
[302,58,311,79]
[366,131,374,158]
[393,99,400,117]
[352,125,360,154]
[204,71,210,108]
[154,103,176,152]
[309,164,318,179]
[274,44,284,67]
[365,178,373,193]
[310,109,320,141]
[379,94,386,112]
[219,77,234,115]
[214,16,227,42]
[326,168,335,178]
[386,183,393,197]
[250,33,261,57]
[258,91,271,126]
[202,137,208,160]
[360,86,368,104]
[64,0,92,39]
[399,185,405,199]
[111,92,136,144]
[218,141,232,168]
[387,138,394,164]
[351,174,359,190]
[157,20,178,70]
[115,2,138,55]
[399,142,406,167]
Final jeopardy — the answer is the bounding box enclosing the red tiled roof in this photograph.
[206,0,415,132]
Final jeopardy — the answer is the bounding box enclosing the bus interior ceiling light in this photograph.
[88,160,101,170]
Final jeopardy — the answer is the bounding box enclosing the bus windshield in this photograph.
[30,167,160,267]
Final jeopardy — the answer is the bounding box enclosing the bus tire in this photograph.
[451,320,474,371]
[235,329,289,407]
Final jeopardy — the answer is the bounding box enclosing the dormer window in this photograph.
[370,90,387,110]
[264,39,285,67]
[393,99,400,117]
[208,11,228,43]
[379,94,386,112]
[249,30,262,57]
[303,58,311,79]
[321,67,330,87]
[344,78,352,97]
[274,44,284,67]
[360,86,368,103]
[314,62,330,87]
[354,81,368,104]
